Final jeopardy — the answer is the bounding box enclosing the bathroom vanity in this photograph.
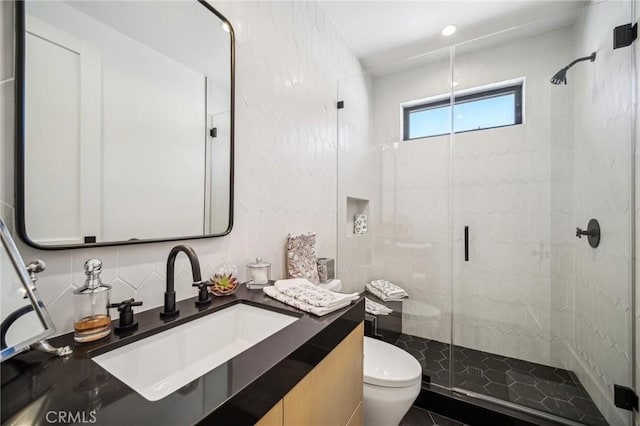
[0,287,364,425]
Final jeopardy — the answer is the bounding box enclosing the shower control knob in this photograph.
[576,219,600,248]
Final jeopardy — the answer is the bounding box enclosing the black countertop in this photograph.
[1,285,364,426]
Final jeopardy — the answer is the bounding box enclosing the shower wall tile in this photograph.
[566,2,634,425]
[0,0,368,334]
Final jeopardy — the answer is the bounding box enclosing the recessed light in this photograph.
[221,22,231,33]
[441,25,457,36]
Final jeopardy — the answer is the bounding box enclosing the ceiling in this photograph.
[319,0,587,76]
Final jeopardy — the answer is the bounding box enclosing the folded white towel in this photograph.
[369,280,408,298]
[365,297,393,316]
[365,283,407,302]
[275,278,359,308]
[264,286,352,316]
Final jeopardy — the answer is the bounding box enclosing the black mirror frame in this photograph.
[14,0,235,250]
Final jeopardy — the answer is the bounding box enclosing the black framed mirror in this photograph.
[15,0,234,249]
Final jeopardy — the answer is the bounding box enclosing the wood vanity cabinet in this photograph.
[256,322,364,426]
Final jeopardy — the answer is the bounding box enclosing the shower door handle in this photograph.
[464,226,469,262]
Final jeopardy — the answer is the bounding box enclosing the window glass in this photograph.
[404,83,522,140]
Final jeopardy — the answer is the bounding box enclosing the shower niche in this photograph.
[346,196,369,237]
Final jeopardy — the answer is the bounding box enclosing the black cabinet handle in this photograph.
[464,226,469,262]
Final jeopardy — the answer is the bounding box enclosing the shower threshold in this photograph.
[395,334,608,426]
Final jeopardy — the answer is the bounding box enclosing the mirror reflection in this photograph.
[0,220,53,361]
[20,1,233,248]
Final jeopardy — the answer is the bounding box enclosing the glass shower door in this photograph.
[450,2,635,425]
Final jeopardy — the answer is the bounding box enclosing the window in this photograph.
[403,83,523,140]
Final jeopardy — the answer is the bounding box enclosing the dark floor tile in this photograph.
[483,356,509,371]
[459,369,489,386]
[430,412,466,426]
[433,370,450,387]
[580,414,610,426]
[401,406,435,426]
[424,349,447,362]
[515,397,547,412]
[484,368,507,384]
[535,380,578,401]
[541,398,583,421]
[460,348,487,368]
[407,339,428,350]
[394,334,606,425]
[506,369,536,385]
[530,366,564,383]
[551,368,573,382]
[504,357,535,373]
[570,396,605,418]
[427,340,448,352]
[510,382,545,401]
[406,348,426,361]
[423,359,445,375]
[484,382,512,400]
[457,381,486,394]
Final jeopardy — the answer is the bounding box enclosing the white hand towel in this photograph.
[275,278,359,308]
[263,286,352,316]
[365,283,406,302]
[365,297,393,316]
[369,280,409,298]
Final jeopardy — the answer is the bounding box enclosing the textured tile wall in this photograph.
[336,72,375,294]
[567,2,634,424]
[0,0,367,335]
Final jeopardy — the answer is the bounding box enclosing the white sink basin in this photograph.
[93,304,298,401]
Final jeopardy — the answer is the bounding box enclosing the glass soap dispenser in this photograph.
[73,259,112,343]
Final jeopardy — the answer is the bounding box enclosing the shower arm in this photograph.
[564,52,596,71]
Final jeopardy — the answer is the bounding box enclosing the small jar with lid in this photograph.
[246,257,271,289]
[73,259,112,343]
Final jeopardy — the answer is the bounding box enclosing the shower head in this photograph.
[550,68,568,85]
[550,52,596,85]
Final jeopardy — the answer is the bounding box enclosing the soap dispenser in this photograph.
[73,259,112,343]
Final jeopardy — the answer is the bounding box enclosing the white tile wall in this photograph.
[567,2,635,424]
[0,0,367,335]
[336,72,376,294]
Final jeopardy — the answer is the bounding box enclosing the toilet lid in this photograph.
[364,337,422,388]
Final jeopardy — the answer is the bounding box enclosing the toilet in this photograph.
[363,337,422,426]
[320,280,421,425]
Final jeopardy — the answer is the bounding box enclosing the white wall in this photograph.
[0,0,367,335]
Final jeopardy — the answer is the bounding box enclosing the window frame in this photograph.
[402,83,523,141]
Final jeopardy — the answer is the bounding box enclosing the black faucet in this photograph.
[161,245,202,318]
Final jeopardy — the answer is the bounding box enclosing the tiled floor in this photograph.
[395,334,608,426]
[401,406,467,426]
